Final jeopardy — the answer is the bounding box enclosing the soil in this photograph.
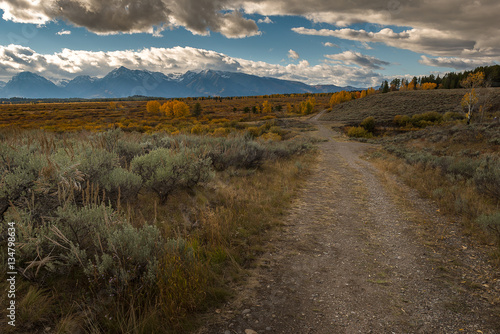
[197,114,500,334]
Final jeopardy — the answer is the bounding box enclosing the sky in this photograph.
[0,0,498,88]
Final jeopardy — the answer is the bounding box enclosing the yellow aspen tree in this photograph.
[262,100,272,113]
[421,82,437,90]
[173,100,189,117]
[146,100,161,113]
[161,101,175,118]
[460,72,484,124]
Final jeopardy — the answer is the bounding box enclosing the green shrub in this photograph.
[0,144,50,222]
[78,147,119,181]
[97,128,122,152]
[360,116,376,133]
[205,137,265,171]
[86,222,162,293]
[476,212,500,242]
[116,139,144,167]
[99,167,142,204]
[15,204,163,294]
[393,115,411,127]
[347,126,373,138]
[264,138,314,160]
[411,111,443,128]
[131,148,212,203]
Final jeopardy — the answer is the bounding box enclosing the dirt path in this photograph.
[199,118,499,333]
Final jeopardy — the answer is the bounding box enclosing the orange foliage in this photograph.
[421,82,437,90]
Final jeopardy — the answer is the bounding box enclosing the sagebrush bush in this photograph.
[86,222,162,293]
[116,139,144,167]
[131,147,213,203]
[14,203,163,294]
[476,212,500,240]
[264,138,314,160]
[78,147,119,181]
[99,167,142,204]
[204,137,265,171]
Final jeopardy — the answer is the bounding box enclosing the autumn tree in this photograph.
[421,82,437,90]
[146,100,161,114]
[161,100,190,118]
[262,100,272,113]
[330,91,353,106]
[460,72,485,124]
[300,97,316,115]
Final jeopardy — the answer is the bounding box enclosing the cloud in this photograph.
[419,55,497,70]
[258,16,273,24]
[323,42,338,48]
[288,49,300,60]
[0,44,380,87]
[325,51,390,70]
[0,0,260,38]
[239,0,500,59]
[292,27,482,58]
[1,0,500,59]
[56,30,71,36]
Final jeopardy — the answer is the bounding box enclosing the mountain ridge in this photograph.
[0,67,361,99]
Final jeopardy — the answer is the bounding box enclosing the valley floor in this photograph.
[198,118,500,333]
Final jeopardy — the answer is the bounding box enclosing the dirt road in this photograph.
[199,118,499,333]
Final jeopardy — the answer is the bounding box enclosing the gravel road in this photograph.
[198,117,499,334]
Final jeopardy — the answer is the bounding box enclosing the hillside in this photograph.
[320,88,500,124]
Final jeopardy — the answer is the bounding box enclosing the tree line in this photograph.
[379,64,500,92]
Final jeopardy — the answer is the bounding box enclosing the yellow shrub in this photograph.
[212,127,230,137]
[259,132,282,141]
[246,126,262,138]
[347,126,373,138]
[191,124,210,135]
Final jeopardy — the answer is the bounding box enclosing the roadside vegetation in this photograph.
[0,97,318,333]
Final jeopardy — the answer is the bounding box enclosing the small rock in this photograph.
[224,331,231,334]
[242,309,251,314]
[245,330,258,334]
[266,327,272,331]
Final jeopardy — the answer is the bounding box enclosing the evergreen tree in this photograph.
[382,80,389,93]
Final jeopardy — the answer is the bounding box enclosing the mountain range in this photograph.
[0,67,359,99]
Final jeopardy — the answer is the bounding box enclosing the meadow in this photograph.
[0,94,331,134]
[0,94,323,333]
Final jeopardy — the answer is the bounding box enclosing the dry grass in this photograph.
[371,122,500,259]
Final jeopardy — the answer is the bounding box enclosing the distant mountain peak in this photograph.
[0,67,359,99]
